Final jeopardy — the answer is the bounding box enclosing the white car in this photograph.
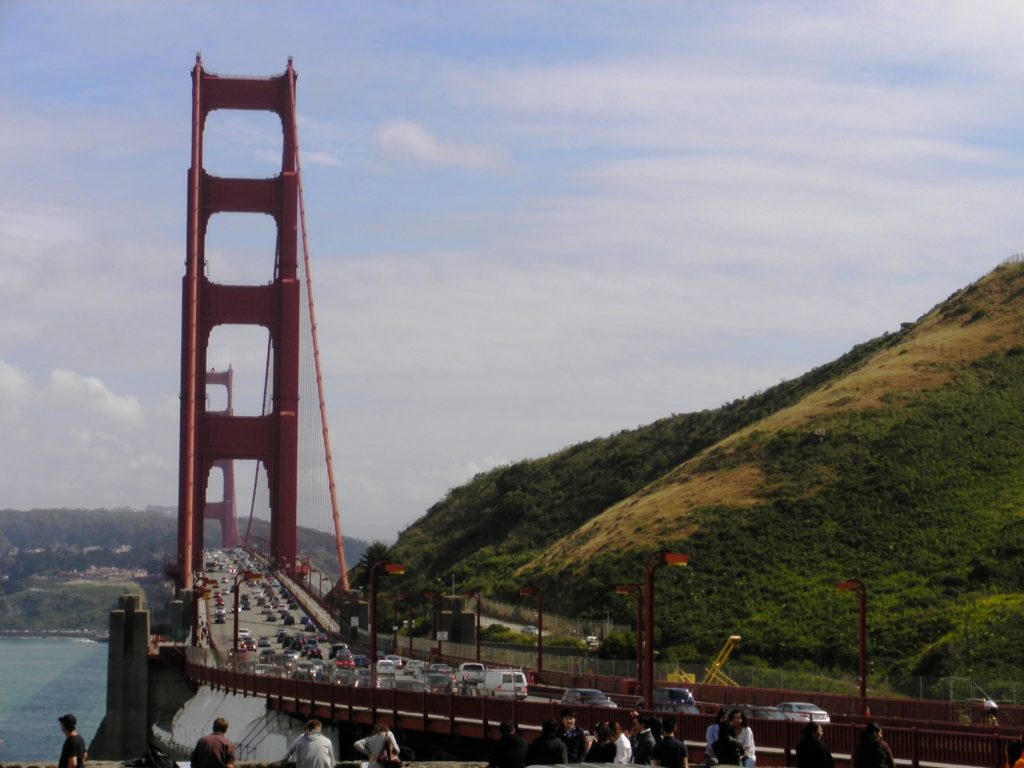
[776,702,831,723]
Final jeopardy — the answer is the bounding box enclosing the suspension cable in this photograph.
[289,74,350,591]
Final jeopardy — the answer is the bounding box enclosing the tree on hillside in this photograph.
[347,541,393,590]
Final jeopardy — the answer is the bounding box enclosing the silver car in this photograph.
[776,702,830,722]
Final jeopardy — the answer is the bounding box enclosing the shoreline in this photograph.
[0,629,109,642]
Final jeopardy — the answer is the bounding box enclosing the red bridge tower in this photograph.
[173,56,300,589]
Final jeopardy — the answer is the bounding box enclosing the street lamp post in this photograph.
[461,589,482,662]
[232,570,261,659]
[519,584,544,676]
[836,578,868,714]
[615,583,643,688]
[191,576,219,647]
[423,590,442,656]
[643,551,688,709]
[370,561,407,688]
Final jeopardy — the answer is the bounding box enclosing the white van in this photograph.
[482,668,528,700]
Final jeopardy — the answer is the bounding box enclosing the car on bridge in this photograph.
[427,672,454,693]
[650,687,699,714]
[726,703,788,721]
[334,652,355,669]
[329,642,350,659]
[776,702,830,722]
[561,688,618,708]
[457,662,486,691]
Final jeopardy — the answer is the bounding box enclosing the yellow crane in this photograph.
[702,634,742,686]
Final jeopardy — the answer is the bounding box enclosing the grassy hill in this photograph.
[390,260,1024,685]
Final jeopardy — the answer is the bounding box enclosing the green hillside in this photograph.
[389,261,1024,684]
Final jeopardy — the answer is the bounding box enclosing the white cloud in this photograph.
[376,120,508,170]
[49,369,146,429]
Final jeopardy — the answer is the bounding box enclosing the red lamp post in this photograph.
[370,561,406,688]
[836,578,868,714]
[460,589,483,662]
[643,551,688,709]
[614,584,643,688]
[519,584,544,675]
[395,592,413,655]
[423,589,442,656]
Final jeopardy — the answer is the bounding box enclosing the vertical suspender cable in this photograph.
[289,73,350,591]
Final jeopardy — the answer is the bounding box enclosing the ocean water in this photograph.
[0,637,108,762]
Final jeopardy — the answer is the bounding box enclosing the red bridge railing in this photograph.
[184,658,1012,768]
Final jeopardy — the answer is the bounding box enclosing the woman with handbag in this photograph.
[354,721,401,768]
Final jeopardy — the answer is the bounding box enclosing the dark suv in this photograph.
[651,687,699,714]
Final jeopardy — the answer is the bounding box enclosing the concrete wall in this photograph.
[90,594,151,760]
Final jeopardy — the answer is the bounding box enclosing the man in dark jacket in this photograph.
[489,721,528,768]
[634,717,658,765]
[795,722,834,768]
[526,719,568,766]
[558,708,589,763]
[651,717,688,768]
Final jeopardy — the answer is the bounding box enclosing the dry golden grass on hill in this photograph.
[525,263,1024,572]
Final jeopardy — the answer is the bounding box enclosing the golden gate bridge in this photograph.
[163,58,1017,768]
[170,54,348,596]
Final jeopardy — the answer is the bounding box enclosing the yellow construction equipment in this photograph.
[668,668,697,683]
[702,634,742,686]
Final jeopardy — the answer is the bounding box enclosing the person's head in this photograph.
[561,708,577,730]
[373,718,391,735]
[715,707,728,725]
[595,722,611,743]
[58,714,77,734]
[647,716,662,738]
[661,717,676,736]
[719,723,736,739]
[803,722,823,740]
[541,718,558,737]
[610,720,624,738]
[213,717,229,734]
[729,709,748,731]
[861,723,882,743]
[499,720,517,737]
[305,719,322,734]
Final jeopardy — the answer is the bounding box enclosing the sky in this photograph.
[2,1,1023,543]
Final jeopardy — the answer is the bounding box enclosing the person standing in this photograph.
[354,720,400,768]
[713,723,744,767]
[612,720,633,764]
[651,717,688,768]
[191,717,236,768]
[705,709,727,768]
[489,720,528,768]
[58,714,86,768]
[854,723,895,768]
[558,708,589,763]
[586,723,618,763]
[634,717,657,765]
[728,710,756,768]
[282,719,335,768]
[526,718,569,766]
[795,722,834,768]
